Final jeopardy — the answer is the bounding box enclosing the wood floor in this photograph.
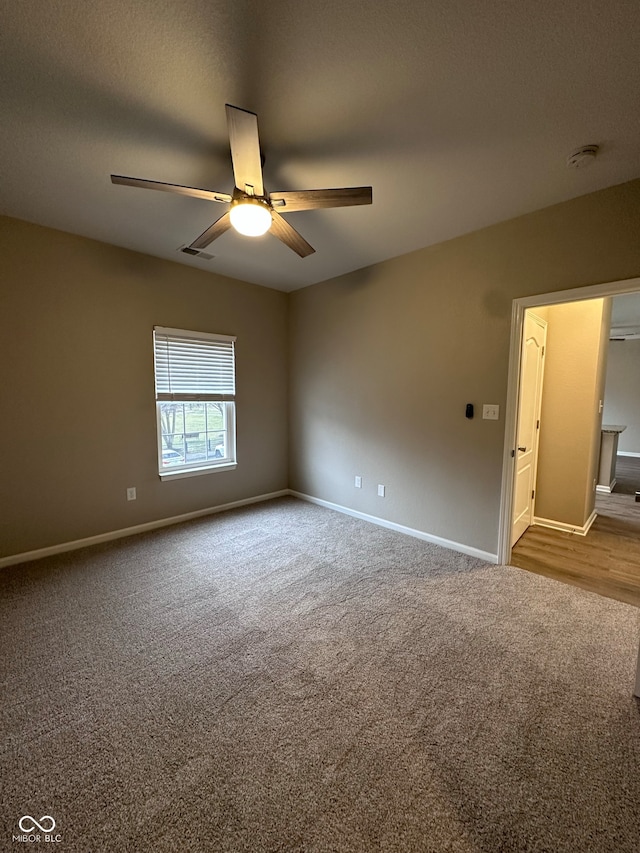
[510,455,640,608]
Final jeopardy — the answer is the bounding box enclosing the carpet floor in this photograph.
[613,455,640,496]
[1,496,639,852]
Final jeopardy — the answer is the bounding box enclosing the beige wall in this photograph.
[603,339,640,454]
[0,217,289,558]
[534,299,611,529]
[3,178,640,562]
[289,179,640,557]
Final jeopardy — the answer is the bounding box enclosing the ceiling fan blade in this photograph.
[225,104,264,197]
[110,175,232,204]
[269,211,315,258]
[189,212,232,250]
[269,186,372,212]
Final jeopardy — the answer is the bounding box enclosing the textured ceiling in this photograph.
[1,0,640,291]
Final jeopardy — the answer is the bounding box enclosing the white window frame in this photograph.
[153,326,237,480]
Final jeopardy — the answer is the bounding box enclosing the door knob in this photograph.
[518,446,527,452]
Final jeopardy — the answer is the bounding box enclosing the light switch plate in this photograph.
[482,404,499,420]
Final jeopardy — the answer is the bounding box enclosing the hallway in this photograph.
[510,457,640,607]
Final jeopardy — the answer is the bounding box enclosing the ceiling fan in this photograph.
[111,104,373,258]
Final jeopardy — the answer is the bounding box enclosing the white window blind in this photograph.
[154,327,236,401]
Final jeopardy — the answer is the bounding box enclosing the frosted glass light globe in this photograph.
[229,199,272,237]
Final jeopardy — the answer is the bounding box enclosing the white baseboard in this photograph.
[532,509,597,537]
[617,451,640,458]
[596,479,615,494]
[2,488,499,569]
[290,491,498,564]
[0,490,290,569]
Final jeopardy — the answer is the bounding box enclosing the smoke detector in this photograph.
[566,144,599,168]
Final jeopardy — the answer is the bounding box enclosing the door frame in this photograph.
[497,274,640,566]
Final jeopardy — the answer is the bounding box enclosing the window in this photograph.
[153,327,237,478]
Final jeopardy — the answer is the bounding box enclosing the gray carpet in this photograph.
[1,496,639,852]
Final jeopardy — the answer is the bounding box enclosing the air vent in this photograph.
[609,326,640,341]
[178,246,215,261]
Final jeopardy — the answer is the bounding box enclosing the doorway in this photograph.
[498,275,640,567]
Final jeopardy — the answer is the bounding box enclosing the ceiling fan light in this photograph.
[229,199,272,237]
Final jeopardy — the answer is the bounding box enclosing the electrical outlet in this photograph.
[482,404,500,420]
[126,487,137,501]
[354,475,362,488]
[377,484,385,497]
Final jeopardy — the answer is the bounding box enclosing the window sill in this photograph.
[159,462,237,481]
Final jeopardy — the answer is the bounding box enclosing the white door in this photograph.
[512,312,547,546]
